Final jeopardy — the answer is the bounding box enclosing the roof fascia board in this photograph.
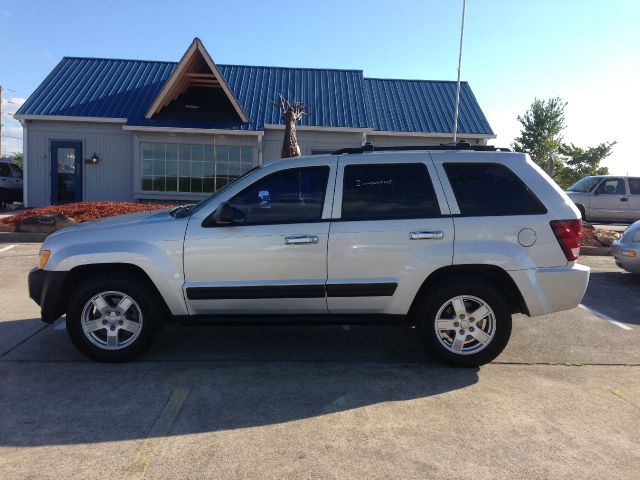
[264,124,372,134]
[145,38,249,123]
[369,130,496,139]
[122,125,262,136]
[14,114,127,124]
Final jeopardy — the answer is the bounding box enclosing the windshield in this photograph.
[567,177,601,192]
[9,164,23,179]
[171,165,263,218]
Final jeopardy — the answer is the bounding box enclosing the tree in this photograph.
[10,152,23,169]
[272,94,309,158]
[554,142,616,189]
[513,97,567,176]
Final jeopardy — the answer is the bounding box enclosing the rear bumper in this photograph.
[509,263,590,316]
[28,268,68,323]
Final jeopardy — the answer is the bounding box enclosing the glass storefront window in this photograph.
[141,143,255,193]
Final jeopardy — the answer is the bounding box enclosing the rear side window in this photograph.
[628,178,640,195]
[341,163,440,221]
[444,163,547,216]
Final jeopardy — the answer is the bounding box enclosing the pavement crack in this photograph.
[491,361,640,367]
[0,324,49,358]
[1,358,640,367]
[609,388,640,410]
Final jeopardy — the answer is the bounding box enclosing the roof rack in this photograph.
[332,142,511,155]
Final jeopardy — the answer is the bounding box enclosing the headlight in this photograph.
[38,250,51,270]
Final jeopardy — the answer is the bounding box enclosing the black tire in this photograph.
[576,204,586,221]
[415,280,512,367]
[66,273,165,362]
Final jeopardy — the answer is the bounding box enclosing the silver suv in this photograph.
[28,145,590,367]
[566,175,640,223]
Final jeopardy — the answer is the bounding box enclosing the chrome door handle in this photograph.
[409,231,444,240]
[285,235,319,245]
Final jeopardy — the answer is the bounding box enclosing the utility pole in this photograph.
[452,0,467,143]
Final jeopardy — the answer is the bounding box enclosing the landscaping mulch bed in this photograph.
[0,201,172,226]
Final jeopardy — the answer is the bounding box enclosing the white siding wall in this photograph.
[367,134,488,147]
[263,129,363,163]
[25,121,134,207]
[24,121,491,206]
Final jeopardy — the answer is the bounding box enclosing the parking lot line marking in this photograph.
[579,304,633,331]
[126,389,189,479]
[0,244,16,252]
[609,388,640,410]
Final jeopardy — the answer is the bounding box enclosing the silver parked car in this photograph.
[565,175,640,223]
[0,160,23,208]
[28,145,590,367]
[611,220,640,273]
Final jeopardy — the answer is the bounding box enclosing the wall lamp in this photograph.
[85,153,100,164]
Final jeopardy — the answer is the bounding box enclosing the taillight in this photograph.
[550,219,582,261]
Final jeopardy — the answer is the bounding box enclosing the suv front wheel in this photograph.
[66,273,164,362]
[415,280,512,367]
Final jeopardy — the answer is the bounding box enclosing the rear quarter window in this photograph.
[444,163,547,216]
[341,163,440,221]
[628,178,640,195]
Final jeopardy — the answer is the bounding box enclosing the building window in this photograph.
[141,143,254,193]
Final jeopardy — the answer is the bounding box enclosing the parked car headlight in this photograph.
[38,250,51,270]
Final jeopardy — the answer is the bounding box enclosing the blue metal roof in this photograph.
[17,57,493,135]
[364,78,493,134]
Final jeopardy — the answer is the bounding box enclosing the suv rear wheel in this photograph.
[415,280,512,367]
[66,273,164,362]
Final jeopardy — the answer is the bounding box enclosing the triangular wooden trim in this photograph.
[145,38,248,122]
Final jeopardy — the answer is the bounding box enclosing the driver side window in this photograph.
[229,166,330,225]
[596,178,626,195]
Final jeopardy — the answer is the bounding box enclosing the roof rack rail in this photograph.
[332,142,511,155]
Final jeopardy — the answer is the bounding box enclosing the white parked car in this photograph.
[565,175,640,223]
[28,144,590,367]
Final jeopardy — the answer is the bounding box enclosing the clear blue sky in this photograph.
[1,0,638,173]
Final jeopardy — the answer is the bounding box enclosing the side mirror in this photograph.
[204,202,246,227]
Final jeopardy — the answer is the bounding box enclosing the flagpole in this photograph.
[453,0,467,142]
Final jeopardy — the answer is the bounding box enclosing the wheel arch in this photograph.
[408,264,529,324]
[55,263,172,322]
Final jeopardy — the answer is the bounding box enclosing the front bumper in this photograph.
[611,241,640,273]
[28,268,68,323]
[508,263,590,317]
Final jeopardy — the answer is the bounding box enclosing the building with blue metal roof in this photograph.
[15,38,495,206]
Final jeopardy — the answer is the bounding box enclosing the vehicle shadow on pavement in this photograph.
[0,321,479,447]
[582,270,640,325]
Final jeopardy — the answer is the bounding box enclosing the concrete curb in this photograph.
[580,246,611,256]
[0,232,49,243]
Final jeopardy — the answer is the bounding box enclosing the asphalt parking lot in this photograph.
[1,244,639,480]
